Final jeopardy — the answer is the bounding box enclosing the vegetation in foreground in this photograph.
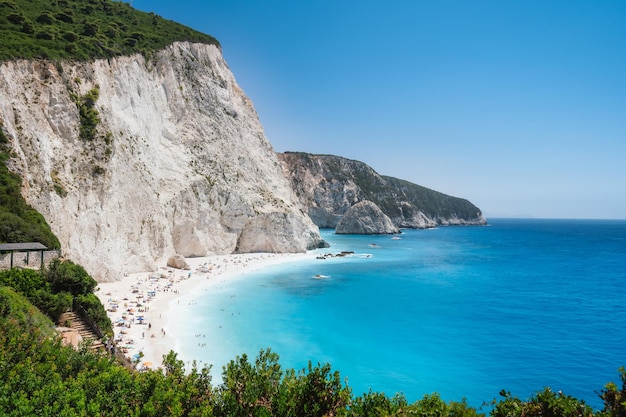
[2,274,626,416]
[0,0,218,61]
[0,258,112,333]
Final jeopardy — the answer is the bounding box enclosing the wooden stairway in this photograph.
[58,311,105,351]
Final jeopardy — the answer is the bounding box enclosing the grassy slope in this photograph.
[0,286,56,336]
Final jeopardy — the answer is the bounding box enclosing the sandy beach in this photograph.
[95,252,314,371]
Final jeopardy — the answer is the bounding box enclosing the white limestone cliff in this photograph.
[0,42,324,281]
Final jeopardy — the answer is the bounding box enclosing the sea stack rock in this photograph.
[335,200,400,235]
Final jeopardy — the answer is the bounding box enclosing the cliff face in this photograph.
[277,152,487,229]
[0,42,324,281]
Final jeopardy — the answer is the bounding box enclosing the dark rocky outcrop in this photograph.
[335,200,400,235]
[277,152,487,229]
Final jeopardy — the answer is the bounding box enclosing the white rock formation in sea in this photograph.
[0,42,325,281]
[335,200,400,235]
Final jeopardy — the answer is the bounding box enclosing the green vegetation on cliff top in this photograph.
[0,0,219,61]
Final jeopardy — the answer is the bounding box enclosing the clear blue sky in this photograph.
[132,0,626,219]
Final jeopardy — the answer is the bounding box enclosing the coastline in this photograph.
[95,252,316,371]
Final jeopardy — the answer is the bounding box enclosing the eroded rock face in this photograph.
[235,212,329,252]
[335,200,400,235]
[0,42,324,281]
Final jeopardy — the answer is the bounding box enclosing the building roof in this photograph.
[0,242,47,252]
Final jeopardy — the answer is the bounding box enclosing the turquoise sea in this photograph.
[171,219,626,410]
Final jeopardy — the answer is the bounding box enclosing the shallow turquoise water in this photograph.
[171,219,626,410]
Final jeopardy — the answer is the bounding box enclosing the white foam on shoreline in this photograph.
[95,252,315,371]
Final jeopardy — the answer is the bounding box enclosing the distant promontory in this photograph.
[277,152,487,231]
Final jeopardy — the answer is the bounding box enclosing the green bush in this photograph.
[34,29,54,40]
[492,388,594,417]
[6,12,23,24]
[599,367,626,417]
[0,267,47,296]
[61,31,76,42]
[69,86,101,141]
[0,268,71,321]
[29,289,72,322]
[35,10,53,24]
[0,286,56,336]
[217,348,352,416]
[75,292,112,336]
[55,11,73,24]
[0,259,110,330]
[46,258,96,296]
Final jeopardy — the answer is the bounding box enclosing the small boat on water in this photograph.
[313,274,330,279]
[368,243,380,248]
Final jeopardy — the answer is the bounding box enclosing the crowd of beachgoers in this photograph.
[96,252,313,370]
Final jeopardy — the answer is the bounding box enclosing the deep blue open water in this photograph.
[171,218,626,410]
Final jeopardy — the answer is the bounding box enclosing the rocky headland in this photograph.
[277,152,487,230]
